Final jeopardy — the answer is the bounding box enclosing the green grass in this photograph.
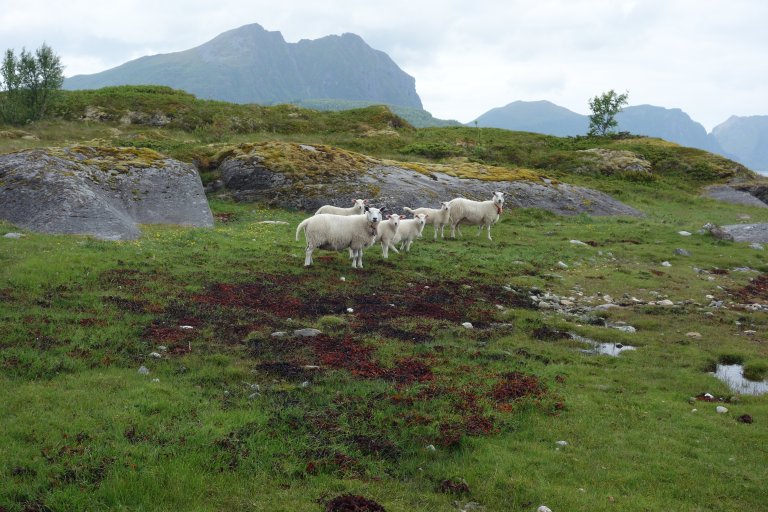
[2,187,768,511]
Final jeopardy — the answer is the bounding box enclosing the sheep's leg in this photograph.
[433,226,438,240]
[476,225,483,237]
[304,246,314,266]
[487,224,493,240]
[381,241,388,259]
[390,243,400,254]
[450,223,457,238]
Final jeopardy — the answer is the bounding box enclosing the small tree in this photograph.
[0,43,64,124]
[587,89,629,136]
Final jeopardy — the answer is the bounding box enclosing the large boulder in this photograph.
[0,146,214,240]
[214,142,643,217]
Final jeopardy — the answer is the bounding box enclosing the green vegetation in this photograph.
[0,43,64,124]
[1,85,767,511]
[588,90,629,137]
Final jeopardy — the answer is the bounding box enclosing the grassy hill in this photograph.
[1,86,767,511]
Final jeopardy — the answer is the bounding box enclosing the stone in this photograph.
[686,332,702,338]
[426,444,436,451]
[570,239,589,246]
[716,406,728,414]
[346,307,354,313]
[612,325,637,333]
[555,440,568,446]
[0,147,213,240]
[674,248,691,256]
[661,261,672,267]
[678,231,692,236]
[557,261,569,269]
[3,232,23,238]
[293,328,322,337]
[537,506,553,512]
[461,322,474,329]
[149,352,162,358]
[750,243,764,250]
[657,299,674,306]
[271,331,287,337]
[138,366,150,375]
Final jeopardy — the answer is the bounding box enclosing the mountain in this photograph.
[711,116,768,174]
[64,23,422,110]
[616,105,722,153]
[475,100,588,136]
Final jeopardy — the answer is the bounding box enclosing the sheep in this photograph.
[448,191,505,240]
[374,213,402,258]
[296,207,382,268]
[314,198,366,216]
[393,213,427,252]
[403,202,452,240]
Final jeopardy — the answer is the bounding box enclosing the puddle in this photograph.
[570,333,636,356]
[712,364,768,396]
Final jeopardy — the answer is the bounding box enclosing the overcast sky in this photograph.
[2,0,766,131]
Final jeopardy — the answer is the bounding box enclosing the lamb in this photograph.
[296,207,382,268]
[374,213,402,258]
[393,213,427,252]
[403,202,452,240]
[448,191,505,240]
[314,198,366,216]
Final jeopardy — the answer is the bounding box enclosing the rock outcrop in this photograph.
[0,146,214,240]
[213,142,643,217]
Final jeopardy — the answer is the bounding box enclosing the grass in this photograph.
[1,85,768,510]
[2,188,768,511]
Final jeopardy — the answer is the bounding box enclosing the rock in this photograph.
[461,322,474,329]
[703,185,768,208]
[661,261,672,267]
[657,299,674,306]
[570,239,589,246]
[750,243,764,250]
[686,332,702,338]
[674,248,691,256]
[716,406,729,414]
[678,231,692,236]
[612,325,637,333]
[271,331,287,337]
[346,307,354,313]
[0,147,213,240]
[293,328,322,337]
[179,325,194,330]
[716,223,768,243]
[138,366,150,375]
[426,444,436,451]
[149,352,162,358]
[555,440,568,446]
[217,142,644,216]
[537,506,553,512]
[3,232,24,239]
[557,261,569,269]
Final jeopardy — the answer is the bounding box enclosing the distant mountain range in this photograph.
[64,23,422,110]
[64,23,766,174]
[475,100,768,174]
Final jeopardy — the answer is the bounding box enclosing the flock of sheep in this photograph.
[295,192,506,268]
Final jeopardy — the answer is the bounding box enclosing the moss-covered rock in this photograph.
[0,146,213,240]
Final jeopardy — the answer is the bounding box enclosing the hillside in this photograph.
[64,23,422,110]
[1,86,768,511]
[712,115,768,174]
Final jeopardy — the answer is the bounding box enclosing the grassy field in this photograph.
[1,87,768,511]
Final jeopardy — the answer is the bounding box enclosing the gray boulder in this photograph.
[703,185,768,208]
[216,142,643,217]
[0,147,214,240]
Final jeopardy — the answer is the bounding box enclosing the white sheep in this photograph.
[374,213,402,258]
[314,198,367,216]
[448,191,505,240]
[403,202,452,240]
[393,213,427,252]
[296,207,382,268]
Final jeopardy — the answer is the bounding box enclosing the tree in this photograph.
[0,43,64,124]
[587,89,629,136]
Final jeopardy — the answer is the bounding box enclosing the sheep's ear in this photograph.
[364,205,370,212]
[380,205,387,212]
[424,214,429,219]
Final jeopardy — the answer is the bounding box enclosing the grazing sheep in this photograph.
[448,191,505,240]
[403,202,452,240]
[393,213,427,252]
[296,207,382,268]
[375,214,402,258]
[314,198,366,216]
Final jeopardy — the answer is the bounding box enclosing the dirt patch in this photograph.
[325,494,386,512]
[732,273,768,303]
[490,372,548,406]
[438,478,471,495]
[532,326,570,341]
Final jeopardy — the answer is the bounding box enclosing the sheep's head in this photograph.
[414,213,427,227]
[365,206,383,225]
[492,191,505,207]
[353,199,366,211]
[387,213,401,227]
[440,201,450,211]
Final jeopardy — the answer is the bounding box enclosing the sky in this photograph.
[2,0,766,131]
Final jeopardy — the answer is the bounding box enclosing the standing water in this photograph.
[713,364,768,396]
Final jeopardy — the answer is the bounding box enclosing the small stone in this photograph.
[271,331,287,337]
[3,232,24,239]
[426,444,436,451]
[557,261,569,269]
[686,332,702,338]
[293,328,322,337]
[661,261,672,267]
[346,307,354,313]
[657,299,674,306]
[716,406,728,414]
[704,393,714,399]
[674,248,691,256]
[461,322,474,329]
[138,366,150,375]
[678,231,692,236]
[570,240,589,246]
[301,381,310,388]
[151,378,160,383]
[149,352,162,359]
[743,330,756,335]
[340,276,346,281]
[750,243,764,251]
[537,506,553,512]
[555,440,568,446]
[612,325,637,333]
[248,393,259,400]
[691,408,697,413]
[157,345,168,352]
[179,325,194,330]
